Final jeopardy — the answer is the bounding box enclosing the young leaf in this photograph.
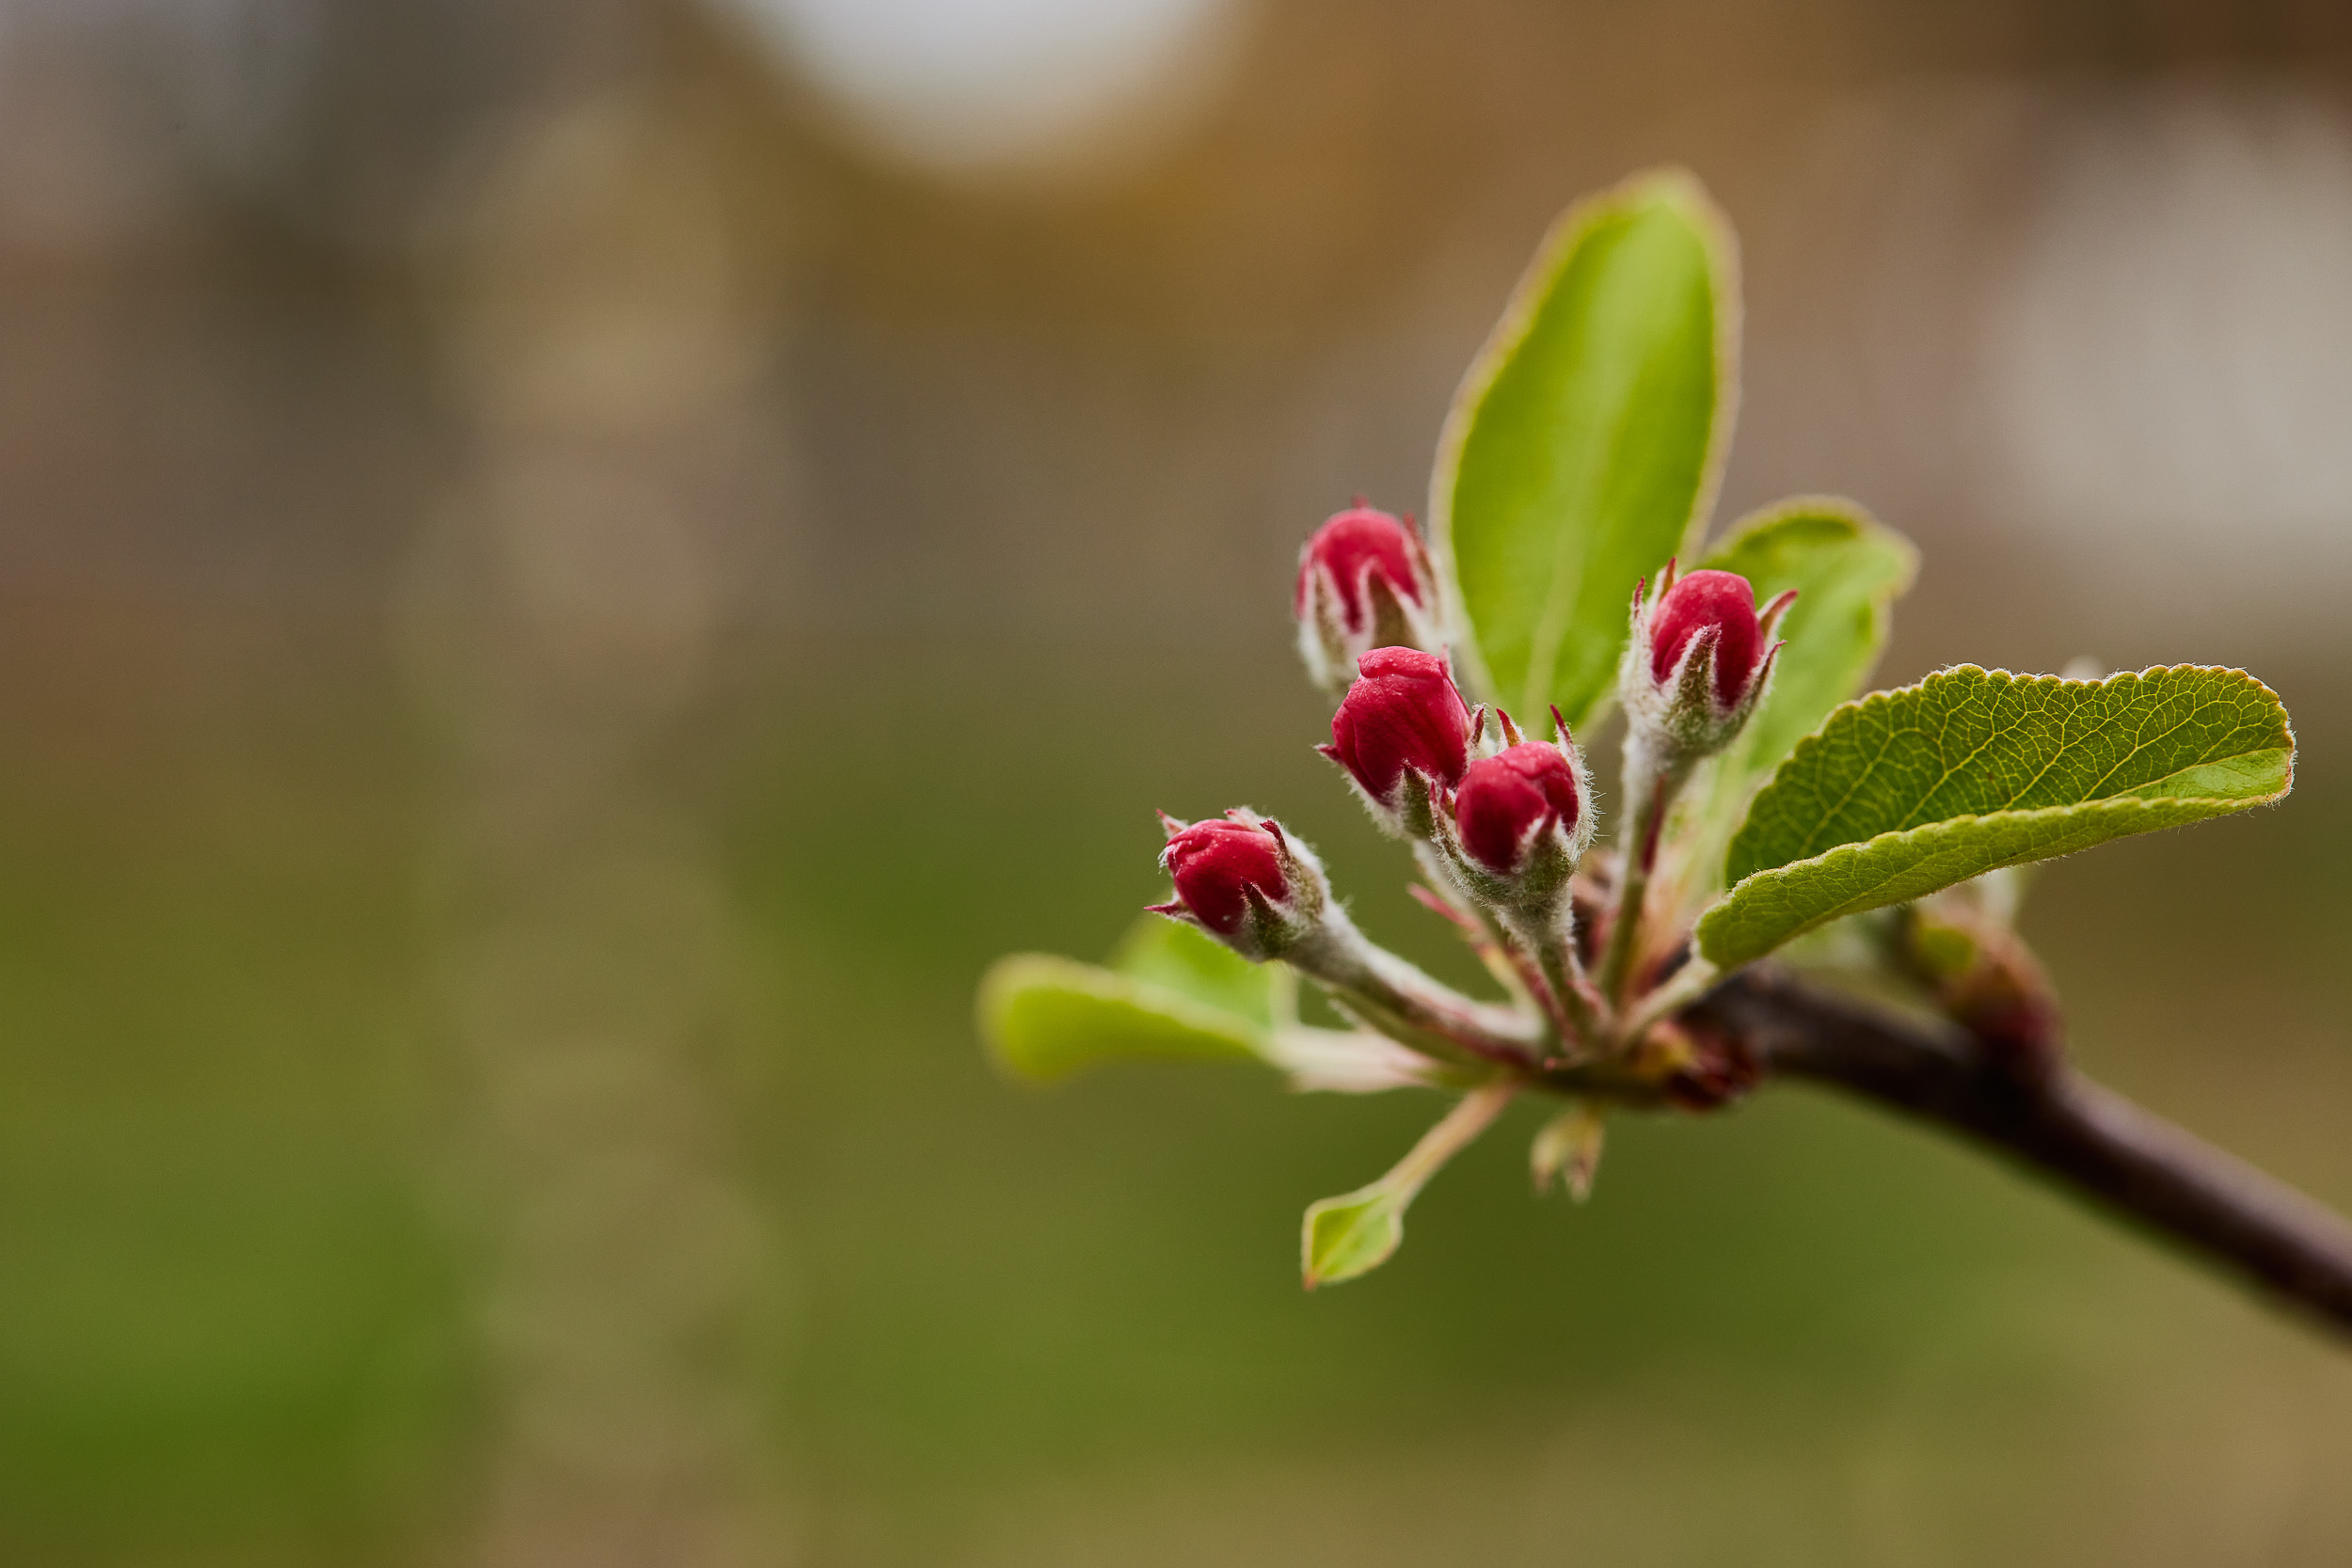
[1696,665,2295,967]
[1107,914,1288,1029]
[1699,498,1916,784]
[1297,1084,1516,1288]
[977,954,1268,1084]
[1301,1184,1405,1289]
[1432,167,1737,734]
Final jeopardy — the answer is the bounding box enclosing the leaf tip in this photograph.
[1300,1185,1404,1290]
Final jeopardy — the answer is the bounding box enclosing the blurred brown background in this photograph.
[3,0,2350,1563]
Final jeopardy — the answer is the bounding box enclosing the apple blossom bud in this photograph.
[1456,740,1585,875]
[1319,647,1474,834]
[1620,560,1796,757]
[1430,706,1594,916]
[1649,569,1762,707]
[1149,809,1328,960]
[1160,817,1284,935]
[1294,505,1443,692]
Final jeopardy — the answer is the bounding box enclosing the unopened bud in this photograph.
[1149,809,1328,960]
[1294,505,1442,692]
[1319,647,1474,835]
[1456,737,1588,876]
[1434,706,1592,911]
[1621,562,1794,757]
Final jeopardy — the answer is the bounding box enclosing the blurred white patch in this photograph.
[706,0,1243,182]
[448,103,763,436]
[1983,87,2352,594]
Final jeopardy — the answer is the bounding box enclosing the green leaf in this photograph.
[1297,1085,1515,1287]
[1301,1184,1404,1289]
[1699,498,1916,783]
[1432,167,1738,734]
[1107,914,1286,1029]
[977,954,1268,1084]
[1696,665,2295,967]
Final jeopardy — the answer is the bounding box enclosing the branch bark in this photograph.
[1692,966,2352,1340]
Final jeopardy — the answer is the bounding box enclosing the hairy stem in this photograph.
[1410,843,1545,1017]
[1502,903,1608,1055]
[1692,968,2352,1339]
[1597,741,1690,1006]
[1288,908,1549,1071]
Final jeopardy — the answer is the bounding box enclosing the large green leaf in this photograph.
[1432,168,1737,735]
[1699,498,1916,784]
[977,953,1269,1084]
[1696,665,2295,967]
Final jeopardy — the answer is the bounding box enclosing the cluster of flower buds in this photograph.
[1152,506,1792,1069]
[1294,504,1444,692]
[1619,562,1794,759]
[1150,809,1330,962]
[1121,493,1827,1298]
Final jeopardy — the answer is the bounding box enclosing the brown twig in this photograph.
[1690,967,2352,1339]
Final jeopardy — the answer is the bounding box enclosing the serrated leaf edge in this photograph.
[1724,662,2294,883]
[1696,662,2296,966]
[1695,788,2288,967]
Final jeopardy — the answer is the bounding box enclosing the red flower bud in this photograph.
[1295,505,1428,627]
[1620,560,1795,757]
[1158,816,1288,937]
[1454,741,1584,875]
[1294,506,1441,691]
[1648,568,1762,708]
[1321,647,1474,821]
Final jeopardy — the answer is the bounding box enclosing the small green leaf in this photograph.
[1107,914,1287,1029]
[1697,665,2295,967]
[1699,498,1916,784]
[1433,168,1738,734]
[1301,1184,1404,1289]
[1297,1084,1516,1288]
[977,954,1268,1084]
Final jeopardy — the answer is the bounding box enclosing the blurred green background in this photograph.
[2,0,2350,1563]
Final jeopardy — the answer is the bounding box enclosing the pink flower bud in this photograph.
[1648,568,1764,707]
[1620,560,1796,757]
[1320,647,1474,824]
[1454,740,1584,875]
[1150,809,1330,960]
[1294,505,1441,692]
[1295,505,1427,626]
[1156,816,1288,937]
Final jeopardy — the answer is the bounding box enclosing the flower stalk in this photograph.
[1597,562,1793,1008]
[1286,909,1549,1072]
